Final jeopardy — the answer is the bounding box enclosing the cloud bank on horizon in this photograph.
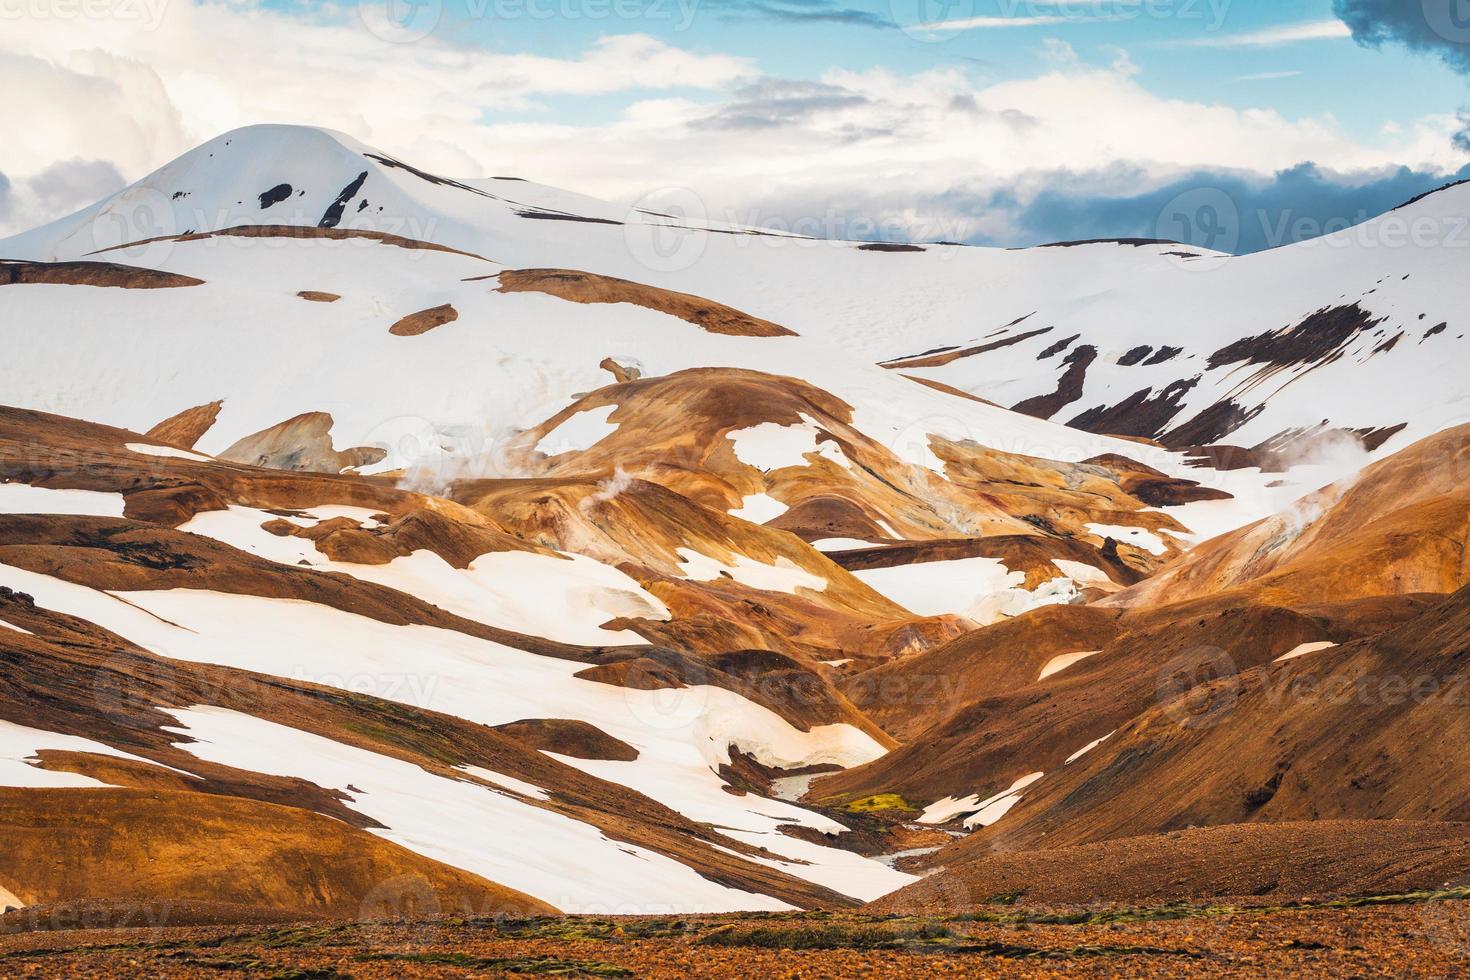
[1,0,1468,251]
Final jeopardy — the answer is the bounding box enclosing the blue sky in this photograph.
[414,0,1465,139]
[5,0,1470,247]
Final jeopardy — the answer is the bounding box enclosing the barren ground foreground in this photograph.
[5,892,1470,978]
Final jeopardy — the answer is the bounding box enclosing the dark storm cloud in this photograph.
[1334,0,1470,72]
[986,162,1470,253]
[1334,0,1470,147]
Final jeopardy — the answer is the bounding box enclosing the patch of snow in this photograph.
[729,493,789,525]
[125,442,212,462]
[769,772,818,802]
[1085,523,1167,556]
[1038,650,1101,682]
[728,414,847,472]
[166,705,789,914]
[676,547,827,595]
[0,619,33,635]
[0,718,177,789]
[811,538,878,551]
[962,773,1046,830]
[917,794,984,826]
[0,562,896,905]
[1274,641,1338,664]
[457,764,550,801]
[535,405,619,456]
[1051,559,1114,588]
[1065,730,1116,764]
[715,827,916,902]
[0,482,125,518]
[875,846,941,870]
[853,558,1079,625]
[920,773,1045,829]
[181,506,668,645]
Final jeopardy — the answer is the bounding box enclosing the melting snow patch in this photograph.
[535,405,619,456]
[919,773,1045,828]
[918,794,985,826]
[715,828,917,902]
[811,538,878,551]
[4,560,895,906]
[181,506,667,645]
[1085,523,1167,556]
[0,483,125,518]
[769,772,819,802]
[125,442,212,462]
[1051,559,1114,589]
[852,559,1079,624]
[1274,641,1338,664]
[676,547,828,594]
[729,493,789,525]
[1038,650,1101,682]
[728,414,847,472]
[165,706,793,914]
[1065,730,1116,764]
[0,719,178,789]
[7,563,891,904]
[457,764,550,801]
[961,773,1045,830]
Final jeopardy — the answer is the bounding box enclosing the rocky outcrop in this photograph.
[496,269,797,337]
[146,400,223,449]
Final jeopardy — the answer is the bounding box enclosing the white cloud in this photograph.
[0,1,752,185]
[1170,18,1350,48]
[0,2,1462,243]
[919,14,1087,31]
[1233,70,1304,82]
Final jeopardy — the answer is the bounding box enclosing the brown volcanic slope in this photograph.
[819,428,1470,859]
[514,367,1191,570]
[920,582,1470,867]
[0,569,857,913]
[871,820,1470,910]
[0,788,554,920]
[0,406,968,913]
[809,597,1359,808]
[1109,422,1470,609]
[839,604,1125,742]
[455,365,1203,664]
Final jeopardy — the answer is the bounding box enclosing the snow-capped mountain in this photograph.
[3,124,1470,924]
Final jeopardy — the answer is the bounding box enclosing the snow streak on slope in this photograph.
[182,505,670,646]
[165,706,792,914]
[0,719,179,789]
[0,561,915,907]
